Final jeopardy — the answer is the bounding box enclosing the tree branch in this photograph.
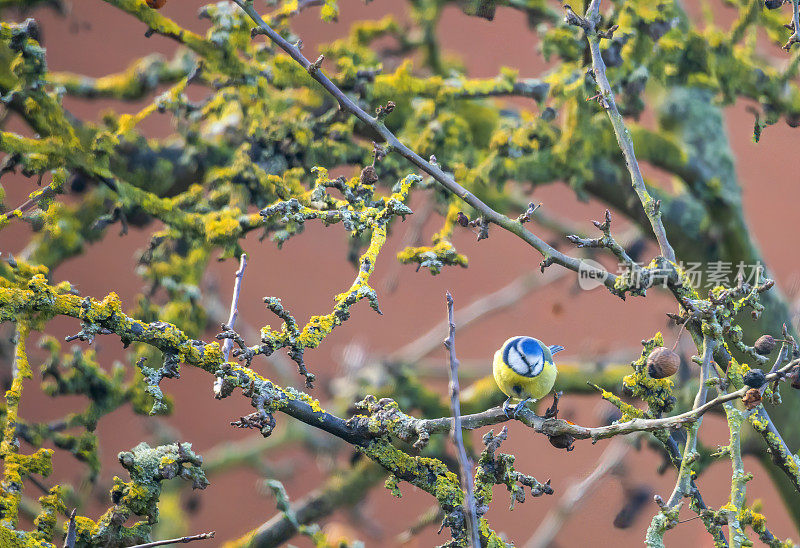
[232,0,620,291]
[570,1,676,262]
[443,292,480,547]
[129,532,215,548]
[221,253,247,362]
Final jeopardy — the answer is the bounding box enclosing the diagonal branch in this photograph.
[232,0,619,291]
[392,269,563,364]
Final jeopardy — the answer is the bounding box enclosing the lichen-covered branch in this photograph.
[233,0,622,292]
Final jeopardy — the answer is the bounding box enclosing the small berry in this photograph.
[146,0,167,8]
[646,347,680,379]
[765,0,784,9]
[754,335,777,355]
[743,368,767,388]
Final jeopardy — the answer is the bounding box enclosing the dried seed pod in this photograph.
[646,347,680,379]
[743,368,767,389]
[359,165,378,186]
[791,371,800,390]
[547,433,575,451]
[742,388,762,410]
[146,0,167,8]
[754,335,777,355]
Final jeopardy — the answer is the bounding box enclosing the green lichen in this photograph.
[71,442,208,547]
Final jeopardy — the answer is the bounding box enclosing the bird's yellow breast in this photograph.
[492,349,557,401]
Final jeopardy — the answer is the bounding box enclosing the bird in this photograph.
[492,336,564,418]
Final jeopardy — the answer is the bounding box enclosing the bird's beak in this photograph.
[549,345,565,355]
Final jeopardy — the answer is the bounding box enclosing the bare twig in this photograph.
[396,505,445,544]
[665,336,715,507]
[444,292,481,547]
[566,209,635,266]
[128,531,215,548]
[234,0,620,291]
[222,253,247,362]
[569,1,676,262]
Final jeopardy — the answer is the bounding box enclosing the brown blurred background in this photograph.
[2,1,800,546]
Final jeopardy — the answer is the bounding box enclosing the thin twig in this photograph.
[572,1,676,262]
[128,531,215,548]
[222,253,247,361]
[665,336,715,507]
[233,0,619,291]
[396,505,445,544]
[444,292,481,548]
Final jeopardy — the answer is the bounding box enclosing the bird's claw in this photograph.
[544,391,562,419]
[513,397,531,419]
[503,397,535,419]
[502,397,514,418]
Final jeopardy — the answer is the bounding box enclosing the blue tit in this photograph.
[492,336,564,417]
